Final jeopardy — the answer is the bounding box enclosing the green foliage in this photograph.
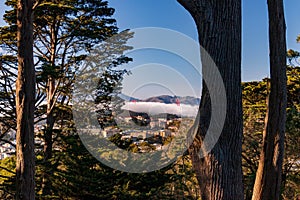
[242,66,300,199]
[1,0,298,197]
[0,54,17,144]
[0,156,15,199]
[1,0,132,198]
[109,133,131,150]
[1,1,200,199]
[287,38,300,66]
[34,129,199,199]
[283,66,300,200]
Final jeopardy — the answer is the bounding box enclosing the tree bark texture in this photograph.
[178,0,244,199]
[16,0,36,199]
[252,0,287,199]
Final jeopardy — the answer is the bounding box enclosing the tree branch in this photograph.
[0,166,16,174]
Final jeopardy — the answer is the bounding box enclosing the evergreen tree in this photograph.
[177,0,244,199]
[0,0,132,196]
[15,0,36,199]
[252,1,287,199]
[242,66,300,199]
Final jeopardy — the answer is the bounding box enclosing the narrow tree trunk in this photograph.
[44,20,57,162]
[41,77,55,195]
[252,0,287,199]
[178,0,244,199]
[44,78,55,162]
[42,21,57,196]
[16,0,35,199]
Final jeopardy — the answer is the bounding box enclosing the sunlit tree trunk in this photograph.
[177,0,244,199]
[252,0,287,199]
[16,0,36,199]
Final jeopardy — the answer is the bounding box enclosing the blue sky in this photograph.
[108,0,300,81]
[108,0,300,98]
[0,1,299,98]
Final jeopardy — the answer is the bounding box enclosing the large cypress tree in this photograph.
[0,0,131,196]
[15,0,35,199]
[177,0,244,199]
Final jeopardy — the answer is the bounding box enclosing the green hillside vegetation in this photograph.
[0,66,299,199]
[0,0,299,198]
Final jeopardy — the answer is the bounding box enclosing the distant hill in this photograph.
[144,95,175,104]
[177,96,200,106]
[117,93,140,102]
[119,94,200,106]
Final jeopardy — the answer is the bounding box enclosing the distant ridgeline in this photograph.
[119,94,200,106]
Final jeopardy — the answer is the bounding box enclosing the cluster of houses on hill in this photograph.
[99,113,182,152]
[0,110,183,157]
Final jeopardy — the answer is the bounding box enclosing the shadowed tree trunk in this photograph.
[252,0,287,199]
[41,17,57,196]
[177,0,244,199]
[15,0,36,199]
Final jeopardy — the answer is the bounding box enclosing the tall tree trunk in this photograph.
[42,20,57,196]
[178,0,244,199]
[252,0,287,199]
[44,19,57,162]
[41,78,55,196]
[44,78,55,161]
[16,0,36,199]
